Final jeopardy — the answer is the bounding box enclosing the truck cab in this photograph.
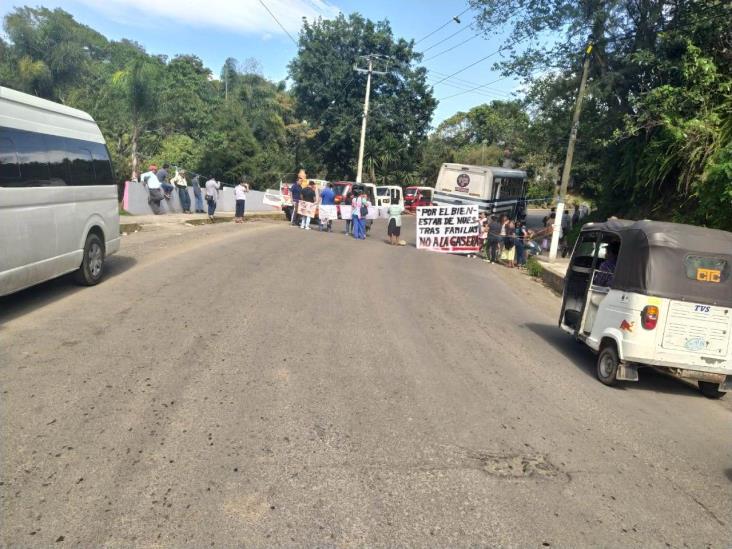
[404,186,434,212]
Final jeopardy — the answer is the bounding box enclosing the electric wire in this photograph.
[258,0,299,46]
[414,5,472,46]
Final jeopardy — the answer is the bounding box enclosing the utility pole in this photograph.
[549,42,593,262]
[354,55,388,183]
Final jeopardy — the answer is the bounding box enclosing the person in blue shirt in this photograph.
[290,169,305,226]
[319,182,335,232]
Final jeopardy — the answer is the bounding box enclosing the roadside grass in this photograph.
[526,256,543,277]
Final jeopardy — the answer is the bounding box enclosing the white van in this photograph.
[433,163,527,217]
[0,86,120,297]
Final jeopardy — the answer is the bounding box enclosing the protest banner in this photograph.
[319,205,337,221]
[339,205,353,219]
[297,201,317,217]
[416,205,480,253]
[366,206,380,220]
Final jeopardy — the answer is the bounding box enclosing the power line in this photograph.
[429,48,504,86]
[258,0,298,46]
[437,75,513,101]
[425,33,480,61]
[419,24,472,54]
[414,5,472,46]
[427,76,512,98]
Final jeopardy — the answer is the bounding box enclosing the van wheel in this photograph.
[699,381,726,399]
[596,345,619,386]
[74,233,105,286]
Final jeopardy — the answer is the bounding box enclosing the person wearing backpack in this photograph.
[351,191,368,240]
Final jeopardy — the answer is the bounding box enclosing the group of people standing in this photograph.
[139,163,240,221]
[477,213,531,268]
[288,168,403,244]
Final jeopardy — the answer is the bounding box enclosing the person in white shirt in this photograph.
[170,169,191,213]
[234,177,250,224]
[204,177,220,219]
[140,165,164,215]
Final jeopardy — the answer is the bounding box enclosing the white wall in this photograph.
[123,182,280,215]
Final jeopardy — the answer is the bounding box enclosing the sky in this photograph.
[0,0,523,126]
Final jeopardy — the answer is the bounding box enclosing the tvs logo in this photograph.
[456,173,470,188]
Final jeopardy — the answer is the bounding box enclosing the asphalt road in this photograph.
[1,217,730,547]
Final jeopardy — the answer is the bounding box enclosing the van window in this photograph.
[685,256,729,284]
[44,133,69,185]
[89,142,113,184]
[0,137,20,179]
[68,147,96,185]
[15,130,51,185]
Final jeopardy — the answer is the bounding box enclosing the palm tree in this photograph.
[110,59,160,176]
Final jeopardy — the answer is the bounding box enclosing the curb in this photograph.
[540,267,565,295]
[120,211,286,232]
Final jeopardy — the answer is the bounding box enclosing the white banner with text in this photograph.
[416,205,480,253]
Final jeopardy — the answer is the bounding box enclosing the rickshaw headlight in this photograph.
[641,305,659,330]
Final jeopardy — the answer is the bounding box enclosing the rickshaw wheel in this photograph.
[698,381,726,399]
[596,345,619,386]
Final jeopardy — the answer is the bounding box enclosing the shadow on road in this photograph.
[725,468,732,482]
[523,322,706,399]
[0,255,137,326]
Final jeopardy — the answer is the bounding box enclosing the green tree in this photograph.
[109,58,163,177]
[288,13,436,180]
[470,0,732,227]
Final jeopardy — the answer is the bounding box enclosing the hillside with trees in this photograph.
[0,2,729,229]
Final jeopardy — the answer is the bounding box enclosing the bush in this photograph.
[526,257,543,277]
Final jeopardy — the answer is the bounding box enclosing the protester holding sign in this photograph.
[319,182,336,232]
[299,181,317,230]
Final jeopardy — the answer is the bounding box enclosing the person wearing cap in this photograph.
[234,176,250,223]
[140,164,164,215]
[171,168,191,213]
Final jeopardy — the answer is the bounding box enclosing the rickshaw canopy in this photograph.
[580,219,732,307]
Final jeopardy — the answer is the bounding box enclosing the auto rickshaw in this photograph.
[560,219,732,398]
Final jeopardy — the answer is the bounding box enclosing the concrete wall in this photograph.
[122,182,280,215]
